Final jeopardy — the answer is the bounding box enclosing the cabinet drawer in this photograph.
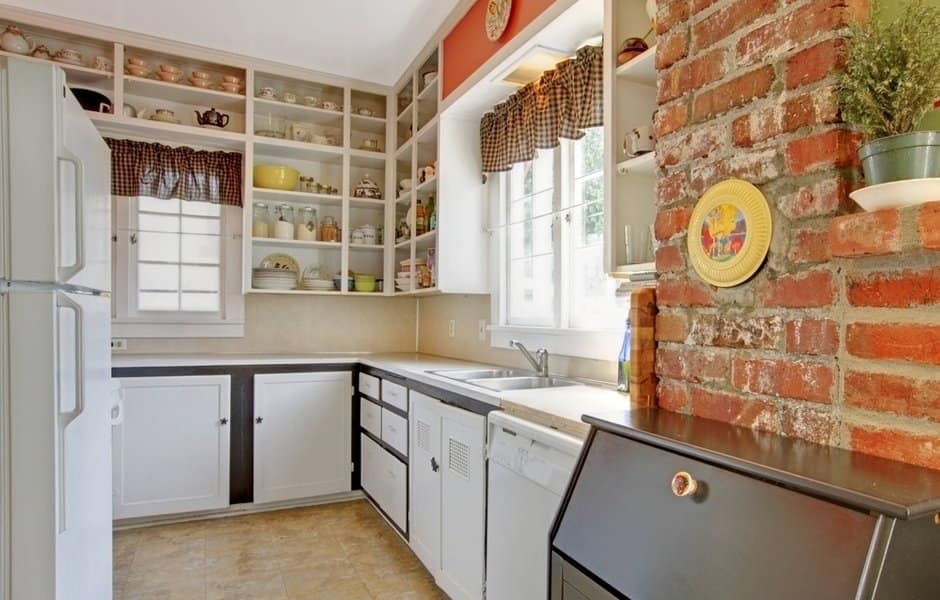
[361,433,407,532]
[359,373,379,399]
[360,397,382,437]
[381,380,408,412]
[381,408,408,456]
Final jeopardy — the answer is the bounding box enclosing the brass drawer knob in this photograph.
[671,471,698,498]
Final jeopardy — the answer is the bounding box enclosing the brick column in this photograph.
[651,0,940,471]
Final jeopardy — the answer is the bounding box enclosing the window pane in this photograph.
[181,265,220,292]
[138,196,180,214]
[575,127,603,178]
[509,214,553,260]
[138,263,179,291]
[181,216,221,235]
[181,292,220,312]
[509,254,554,326]
[138,291,179,312]
[181,233,220,264]
[138,212,179,233]
[182,201,221,217]
[568,243,627,330]
[137,232,180,263]
[510,188,553,223]
[572,175,605,247]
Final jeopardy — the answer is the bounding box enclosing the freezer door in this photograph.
[8,290,112,599]
[6,59,111,291]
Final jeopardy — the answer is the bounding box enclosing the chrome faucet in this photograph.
[509,340,549,377]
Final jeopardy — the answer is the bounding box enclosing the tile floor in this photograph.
[113,500,446,599]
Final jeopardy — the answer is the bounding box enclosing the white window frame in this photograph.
[111,196,245,338]
[489,132,623,362]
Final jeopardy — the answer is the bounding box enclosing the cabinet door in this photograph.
[439,403,486,600]
[361,432,382,506]
[112,375,230,519]
[409,391,442,574]
[253,372,351,504]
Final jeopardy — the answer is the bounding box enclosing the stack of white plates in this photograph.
[252,268,297,290]
[301,277,336,291]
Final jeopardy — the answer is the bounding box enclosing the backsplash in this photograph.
[417,294,618,383]
[120,295,418,355]
[652,0,940,469]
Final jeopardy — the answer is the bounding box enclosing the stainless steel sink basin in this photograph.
[432,368,532,381]
[462,376,579,391]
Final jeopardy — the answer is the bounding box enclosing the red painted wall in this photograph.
[442,0,557,99]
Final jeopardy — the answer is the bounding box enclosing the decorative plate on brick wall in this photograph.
[688,179,771,287]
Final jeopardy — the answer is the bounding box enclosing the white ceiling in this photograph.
[5,0,460,86]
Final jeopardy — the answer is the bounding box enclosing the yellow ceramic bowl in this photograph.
[354,274,376,293]
[253,164,299,191]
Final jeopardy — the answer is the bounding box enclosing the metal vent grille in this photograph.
[417,419,431,453]
[448,437,470,479]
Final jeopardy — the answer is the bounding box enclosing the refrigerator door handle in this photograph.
[56,291,85,429]
[55,292,85,533]
[57,147,86,284]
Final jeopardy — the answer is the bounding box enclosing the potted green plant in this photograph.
[838,0,940,185]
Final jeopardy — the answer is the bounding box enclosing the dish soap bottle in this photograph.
[617,318,631,392]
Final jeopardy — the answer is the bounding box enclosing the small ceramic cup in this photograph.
[158,71,182,82]
[321,101,339,111]
[303,96,319,107]
[282,91,297,104]
[160,64,180,74]
[155,108,175,118]
[57,48,82,62]
[223,74,240,84]
[357,107,374,117]
[93,56,112,71]
[191,70,209,80]
[257,87,277,99]
[126,56,146,67]
[220,82,240,93]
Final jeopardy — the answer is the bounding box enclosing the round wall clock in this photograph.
[485,0,512,42]
[687,178,772,287]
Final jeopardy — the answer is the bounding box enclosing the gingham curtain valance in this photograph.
[480,45,603,173]
[105,138,243,206]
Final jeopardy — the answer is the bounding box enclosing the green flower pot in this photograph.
[858,131,940,184]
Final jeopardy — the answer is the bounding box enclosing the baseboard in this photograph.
[112,490,365,530]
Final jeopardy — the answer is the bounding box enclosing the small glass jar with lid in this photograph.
[252,202,271,237]
[295,206,318,241]
[273,203,295,240]
[319,216,339,243]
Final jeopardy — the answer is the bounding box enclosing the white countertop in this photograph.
[111,352,634,421]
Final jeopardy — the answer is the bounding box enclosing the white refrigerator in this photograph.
[0,59,113,599]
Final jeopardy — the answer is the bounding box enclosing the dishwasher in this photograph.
[486,411,583,600]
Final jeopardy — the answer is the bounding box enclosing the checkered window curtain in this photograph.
[480,45,603,173]
[104,138,243,206]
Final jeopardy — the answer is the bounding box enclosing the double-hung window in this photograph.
[111,196,244,338]
[492,127,626,360]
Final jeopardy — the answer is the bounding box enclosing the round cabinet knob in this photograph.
[671,471,698,498]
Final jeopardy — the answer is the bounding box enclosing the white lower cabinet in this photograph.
[409,391,486,600]
[112,375,231,519]
[360,433,407,531]
[253,371,352,504]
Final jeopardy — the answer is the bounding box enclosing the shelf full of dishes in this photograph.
[249,251,383,294]
[0,22,115,84]
[395,253,436,293]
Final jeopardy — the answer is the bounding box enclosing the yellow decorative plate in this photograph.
[687,179,772,287]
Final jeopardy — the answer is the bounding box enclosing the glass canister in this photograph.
[273,204,295,240]
[319,216,339,243]
[296,206,318,241]
[252,202,271,237]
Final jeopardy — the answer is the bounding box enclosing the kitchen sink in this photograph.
[432,368,532,381]
[463,376,579,391]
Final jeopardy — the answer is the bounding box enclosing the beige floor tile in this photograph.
[115,500,446,600]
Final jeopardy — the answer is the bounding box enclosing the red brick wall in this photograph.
[652,0,940,470]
